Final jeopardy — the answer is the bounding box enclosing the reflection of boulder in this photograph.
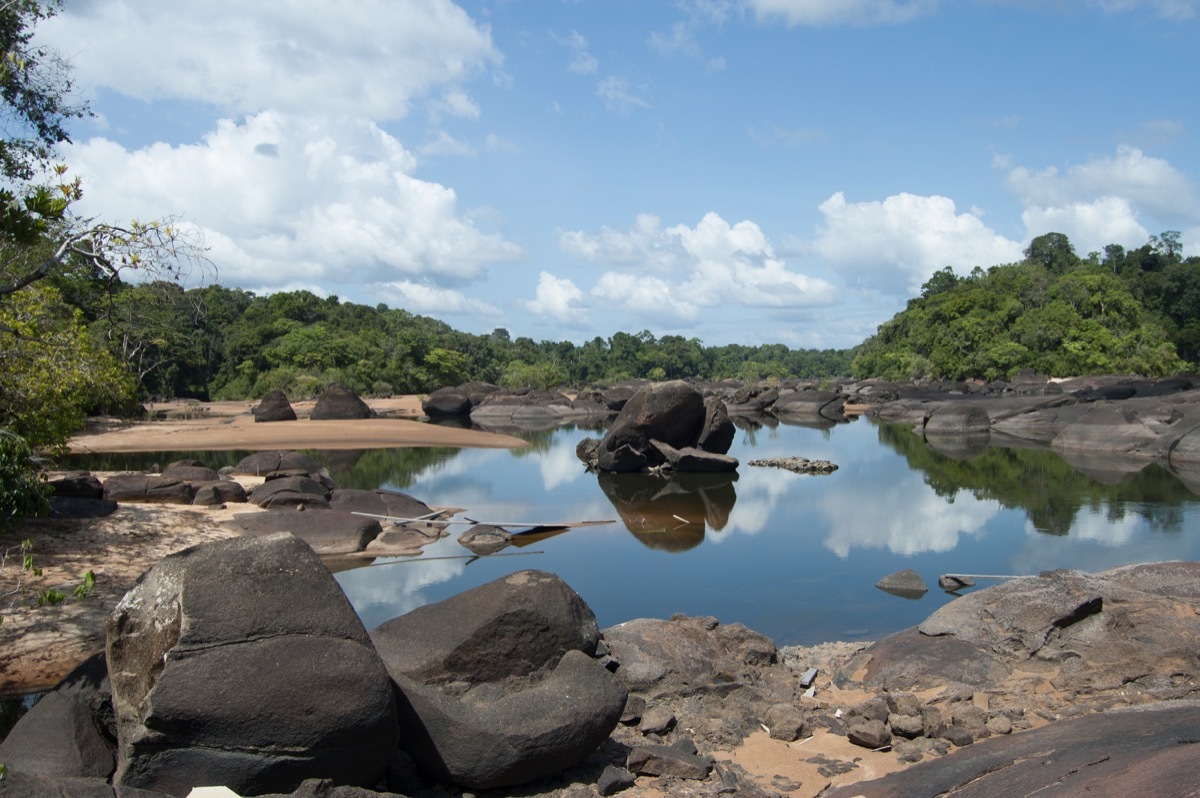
[924,431,990,460]
[597,471,738,551]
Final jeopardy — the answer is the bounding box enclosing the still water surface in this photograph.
[74,417,1200,646]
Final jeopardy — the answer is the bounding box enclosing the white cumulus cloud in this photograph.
[38,0,501,119]
[1002,145,1197,224]
[64,112,523,299]
[523,272,587,322]
[745,0,940,26]
[811,192,1024,294]
[563,212,836,318]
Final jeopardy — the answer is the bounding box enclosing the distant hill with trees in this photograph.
[851,231,1197,381]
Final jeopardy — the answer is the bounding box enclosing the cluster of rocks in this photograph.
[4,546,1200,797]
[576,381,737,474]
[48,452,451,559]
[0,536,627,796]
[422,382,635,431]
[252,383,375,423]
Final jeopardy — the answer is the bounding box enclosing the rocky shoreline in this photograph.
[2,529,1198,797]
[5,377,1200,795]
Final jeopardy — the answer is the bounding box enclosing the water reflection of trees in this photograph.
[875,423,1192,536]
[595,472,738,552]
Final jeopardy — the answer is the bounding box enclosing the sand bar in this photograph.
[67,397,529,453]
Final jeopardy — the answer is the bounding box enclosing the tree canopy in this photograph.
[852,231,1195,381]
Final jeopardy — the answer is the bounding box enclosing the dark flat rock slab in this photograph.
[822,701,1200,798]
[222,510,382,554]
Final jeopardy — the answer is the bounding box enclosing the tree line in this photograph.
[851,231,1198,381]
[44,276,855,403]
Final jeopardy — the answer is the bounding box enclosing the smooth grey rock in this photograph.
[327,488,432,520]
[422,387,471,417]
[0,652,114,779]
[875,569,928,599]
[222,509,382,554]
[48,472,104,499]
[457,524,512,555]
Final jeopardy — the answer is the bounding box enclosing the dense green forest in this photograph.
[41,228,1197,408]
[852,231,1198,381]
[43,277,854,401]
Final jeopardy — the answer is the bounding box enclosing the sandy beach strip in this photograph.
[67,397,529,453]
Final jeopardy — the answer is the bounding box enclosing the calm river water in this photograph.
[74,415,1200,646]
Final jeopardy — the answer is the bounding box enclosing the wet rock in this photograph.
[748,456,838,475]
[875,569,928,599]
[457,524,512,555]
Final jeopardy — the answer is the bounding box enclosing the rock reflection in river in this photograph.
[596,472,738,551]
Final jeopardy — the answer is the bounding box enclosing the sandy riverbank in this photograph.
[67,396,529,453]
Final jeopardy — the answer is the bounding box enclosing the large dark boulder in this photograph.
[310,383,373,420]
[583,382,736,473]
[422,387,471,418]
[604,381,707,457]
[372,570,601,685]
[695,396,735,455]
[47,472,104,499]
[253,389,297,422]
[371,570,624,789]
[106,533,398,797]
[0,652,115,779]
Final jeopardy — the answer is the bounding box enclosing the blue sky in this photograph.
[38,0,1200,349]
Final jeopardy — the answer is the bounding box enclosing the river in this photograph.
[71,415,1200,646]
